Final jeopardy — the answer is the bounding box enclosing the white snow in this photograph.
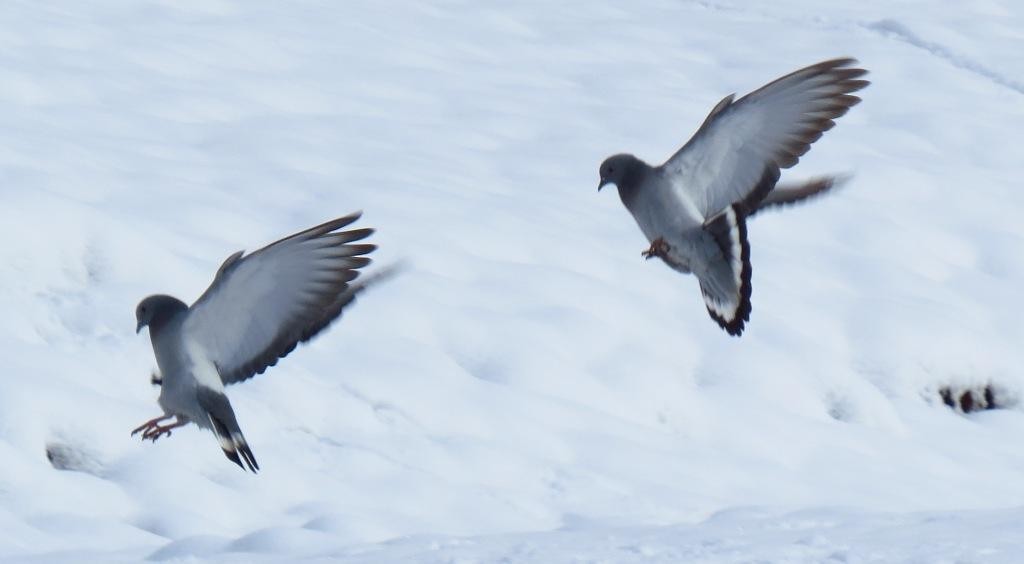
[2,0,1023,561]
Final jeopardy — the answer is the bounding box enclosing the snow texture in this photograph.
[1,0,1022,561]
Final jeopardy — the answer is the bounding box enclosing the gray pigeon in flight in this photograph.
[598,58,868,336]
[133,213,388,472]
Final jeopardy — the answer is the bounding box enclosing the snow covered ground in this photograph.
[2,0,1023,561]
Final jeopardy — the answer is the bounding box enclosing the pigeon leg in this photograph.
[132,414,174,437]
[141,417,187,442]
[641,237,671,260]
[132,415,187,442]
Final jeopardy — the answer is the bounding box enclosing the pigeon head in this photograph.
[598,154,645,194]
[136,295,187,334]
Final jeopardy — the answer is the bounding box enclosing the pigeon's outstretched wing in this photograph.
[182,213,376,385]
[662,59,868,218]
[750,174,849,217]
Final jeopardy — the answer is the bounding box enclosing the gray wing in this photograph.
[661,59,868,218]
[750,174,849,217]
[181,213,376,385]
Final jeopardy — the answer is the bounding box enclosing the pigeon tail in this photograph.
[698,205,752,336]
[208,413,258,473]
[197,387,259,472]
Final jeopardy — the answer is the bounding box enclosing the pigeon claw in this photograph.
[132,415,186,443]
[642,237,671,260]
[143,424,173,442]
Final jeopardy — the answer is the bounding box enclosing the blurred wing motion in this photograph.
[750,174,849,217]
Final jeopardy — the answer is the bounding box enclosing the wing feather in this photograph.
[661,58,868,217]
[750,174,849,217]
[182,213,378,385]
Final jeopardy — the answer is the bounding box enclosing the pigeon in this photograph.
[598,58,868,336]
[133,212,390,472]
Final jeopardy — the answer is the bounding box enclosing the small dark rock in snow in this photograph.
[937,384,1007,414]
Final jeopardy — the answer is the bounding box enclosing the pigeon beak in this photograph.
[136,321,144,334]
[598,179,609,192]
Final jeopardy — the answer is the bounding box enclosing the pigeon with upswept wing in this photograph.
[599,58,868,336]
[133,213,391,471]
